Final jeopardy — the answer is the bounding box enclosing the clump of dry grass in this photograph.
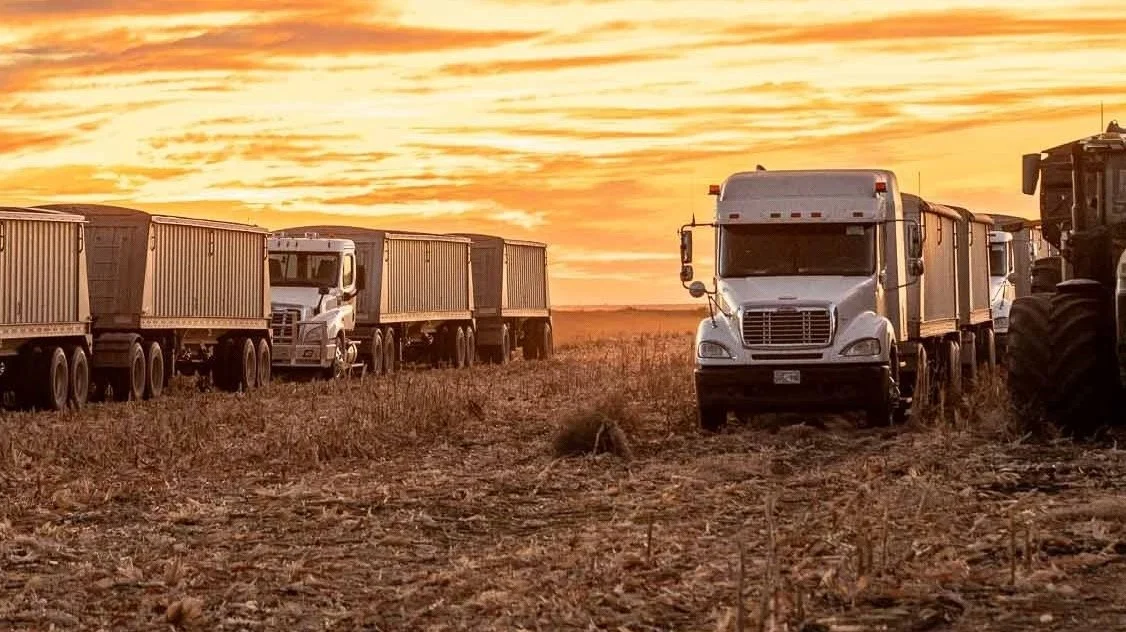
[552,395,636,460]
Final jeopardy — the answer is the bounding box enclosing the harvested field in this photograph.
[2,310,1126,630]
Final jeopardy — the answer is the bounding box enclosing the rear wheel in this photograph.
[465,327,476,367]
[383,328,397,375]
[522,323,540,360]
[1049,290,1120,435]
[144,340,165,400]
[454,326,467,369]
[237,337,257,389]
[255,338,271,387]
[961,332,978,386]
[944,339,962,404]
[906,346,930,421]
[499,324,511,365]
[111,341,146,402]
[540,322,554,359]
[40,346,69,411]
[370,330,384,375]
[980,328,997,371]
[68,346,89,410]
[1006,294,1052,425]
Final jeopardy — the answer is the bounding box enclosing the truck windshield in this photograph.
[989,243,1008,277]
[1107,154,1126,220]
[719,223,875,277]
[269,252,341,288]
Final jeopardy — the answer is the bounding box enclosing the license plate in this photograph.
[773,370,800,385]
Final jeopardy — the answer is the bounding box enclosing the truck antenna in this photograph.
[1101,101,1105,131]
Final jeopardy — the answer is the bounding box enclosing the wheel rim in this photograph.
[371,333,383,374]
[384,331,395,374]
[465,330,475,367]
[455,327,466,368]
[244,340,257,387]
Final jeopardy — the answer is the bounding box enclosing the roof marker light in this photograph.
[853,211,864,218]
[875,181,887,193]
[728,213,741,219]
[791,212,802,218]
[708,184,720,196]
[770,212,782,219]
[811,212,822,218]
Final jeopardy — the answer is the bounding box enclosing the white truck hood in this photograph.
[718,276,877,314]
[271,286,329,320]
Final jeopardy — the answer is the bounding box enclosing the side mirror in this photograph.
[679,229,693,264]
[907,221,923,259]
[680,264,694,283]
[1022,153,1041,195]
[356,265,367,291]
[688,281,708,298]
[318,286,330,295]
[909,258,925,277]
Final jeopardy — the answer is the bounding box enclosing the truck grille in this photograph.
[271,309,300,344]
[742,308,832,347]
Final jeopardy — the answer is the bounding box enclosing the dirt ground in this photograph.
[2,309,1126,631]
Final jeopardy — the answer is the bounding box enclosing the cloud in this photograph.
[0,129,71,154]
[437,51,671,76]
[146,131,392,166]
[724,9,1126,46]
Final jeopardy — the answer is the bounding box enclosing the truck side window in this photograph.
[342,254,355,287]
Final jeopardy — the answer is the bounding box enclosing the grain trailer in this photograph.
[0,207,92,410]
[34,204,272,400]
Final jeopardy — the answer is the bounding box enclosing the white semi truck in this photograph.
[988,230,1017,350]
[678,169,977,430]
[268,227,476,376]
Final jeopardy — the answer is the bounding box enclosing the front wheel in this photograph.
[1006,294,1052,425]
[697,398,726,432]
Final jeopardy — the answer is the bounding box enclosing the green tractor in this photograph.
[1007,121,1126,435]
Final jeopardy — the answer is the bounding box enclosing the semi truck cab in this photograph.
[267,234,364,376]
[679,169,923,430]
[988,230,1016,344]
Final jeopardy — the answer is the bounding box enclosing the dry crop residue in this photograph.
[2,318,1126,630]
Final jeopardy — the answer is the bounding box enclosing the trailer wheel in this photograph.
[370,330,384,375]
[256,338,271,387]
[1006,294,1052,425]
[1049,291,1120,435]
[68,346,89,410]
[237,337,258,389]
[465,327,476,367]
[111,341,145,402]
[383,328,397,375]
[453,326,467,369]
[540,322,554,360]
[211,339,233,392]
[522,323,540,360]
[39,346,69,411]
[499,324,511,365]
[980,328,997,370]
[961,332,978,386]
[906,346,930,421]
[944,339,963,404]
[144,341,165,400]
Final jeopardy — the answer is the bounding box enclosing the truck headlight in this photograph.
[841,338,881,357]
[300,325,326,344]
[698,341,733,359]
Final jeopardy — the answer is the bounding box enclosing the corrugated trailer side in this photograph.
[450,232,553,363]
[34,203,273,402]
[902,194,960,339]
[0,207,93,411]
[950,206,994,326]
[382,233,474,322]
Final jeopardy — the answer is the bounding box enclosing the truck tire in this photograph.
[256,338,271,387]
[369,330,384,375]
[68,346,89,410]
[39,346,69,411]
[904,345,930,422]
[1049,291,1120,435]
[961,332,978,386]
[698,403,726,432]
[540,322,554,360]
[944,339,962,404]
[865,364,897,427]
[1006,294,1052,424]
[111,341,146,402]
[383,328,397,375]
[144,341,165,400]
[465,327,476,367]
[211,339,233,392]
[1031,257,1062,294]
[454,326,467,369]
[499,324,511,365]
[522,323,540,360]
[980,328,997,370]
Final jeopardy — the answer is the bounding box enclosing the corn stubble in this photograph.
[1,312,1125,631]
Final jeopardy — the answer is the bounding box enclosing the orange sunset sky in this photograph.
[2,0,1124,305]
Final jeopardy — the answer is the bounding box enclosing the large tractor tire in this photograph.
[1006,294,1052,424]
[1049,291,1120,436]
